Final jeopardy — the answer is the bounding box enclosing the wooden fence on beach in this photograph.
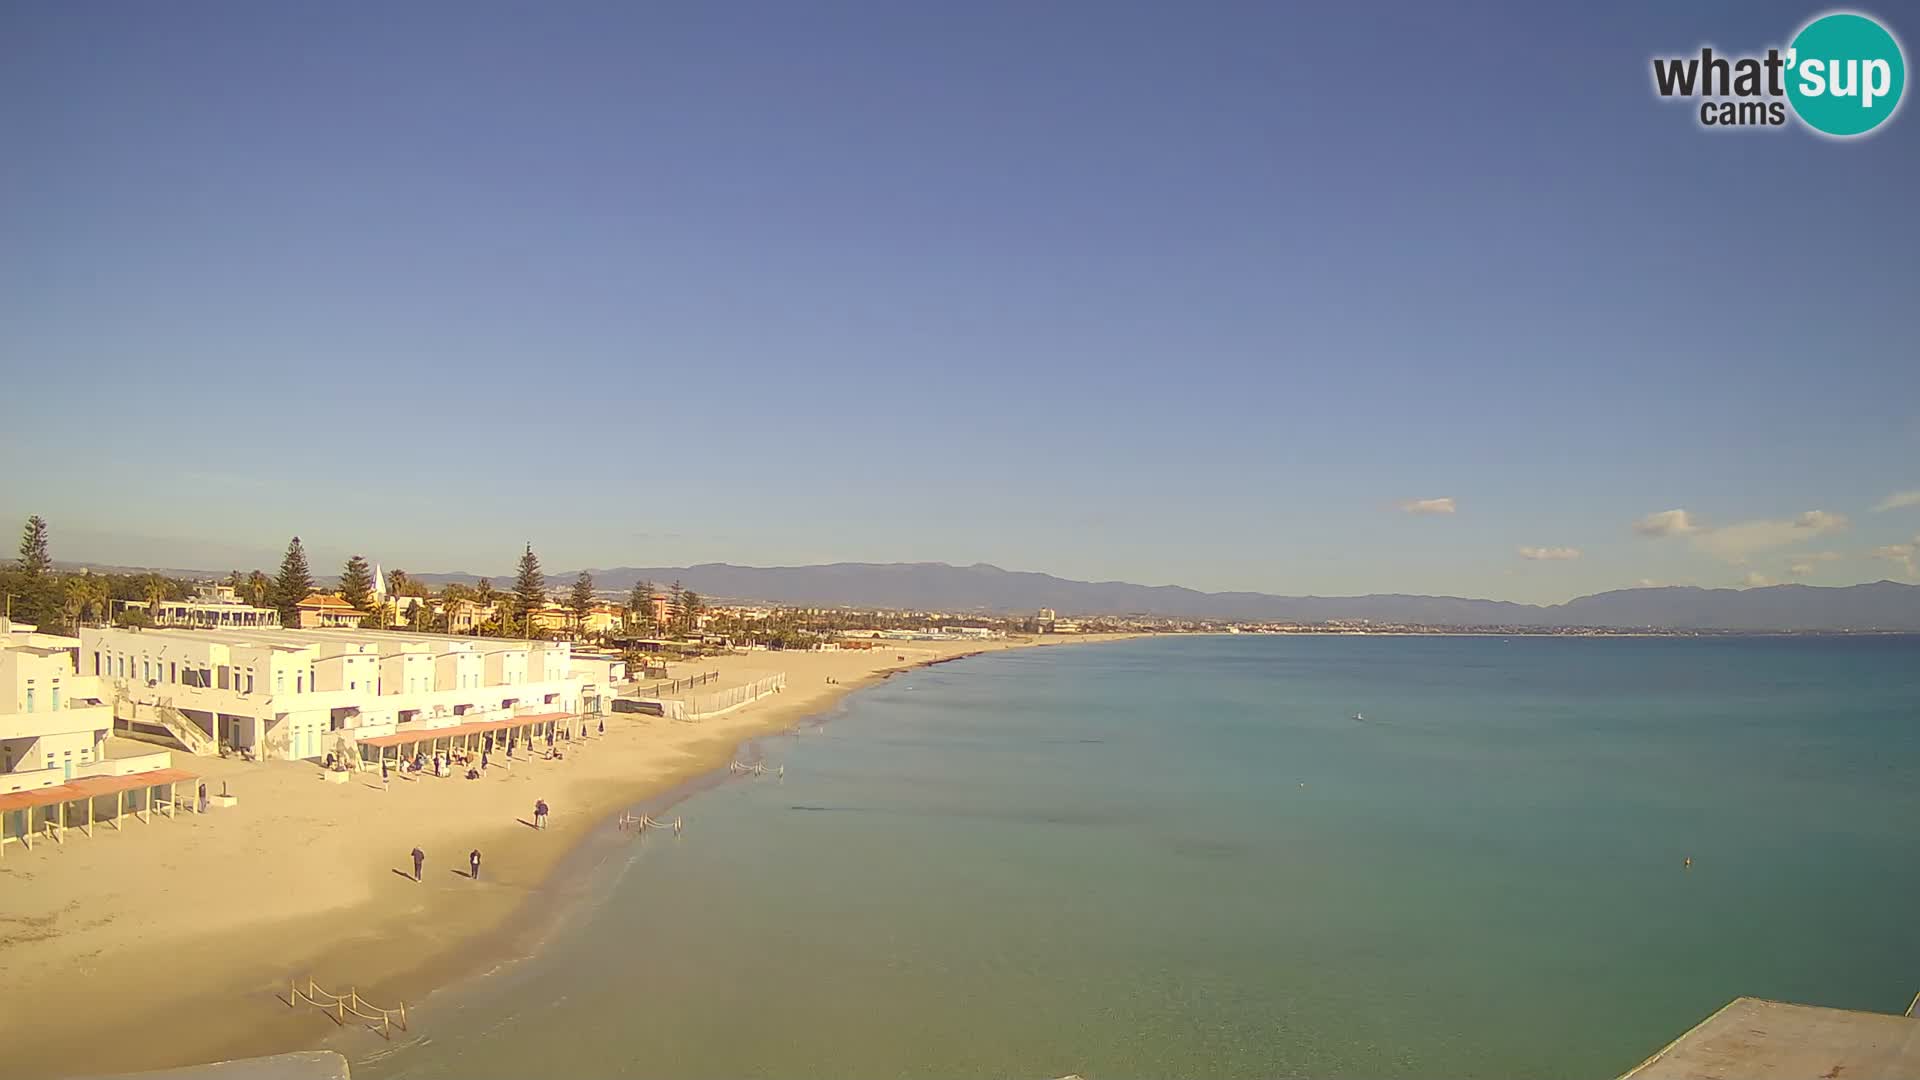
[633,671,721,698]
[288,976,409,1040]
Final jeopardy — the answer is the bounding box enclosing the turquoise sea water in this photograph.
[358,635,1920,1079]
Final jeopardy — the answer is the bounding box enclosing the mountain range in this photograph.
[54,558,1920,630]
[385,561,1920,631]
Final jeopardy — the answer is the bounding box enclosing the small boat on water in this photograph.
[1353,712,1365,722]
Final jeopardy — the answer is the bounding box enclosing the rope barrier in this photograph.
[288,976,408,1039]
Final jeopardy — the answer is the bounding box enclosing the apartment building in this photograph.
[1,619,113,784]
[529,604,626,638]
[81,625,588,763]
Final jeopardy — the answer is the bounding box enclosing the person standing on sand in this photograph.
[381,759,391,791]
[598,719,605,735]
[481,749,490,770]
[411,846,425,881]
[469,849,481,881]
[534,799,549,829]
[197,781,208,814]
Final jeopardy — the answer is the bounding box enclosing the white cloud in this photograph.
[1691,509,1850,564]
[1517,546,1581,561]
[1873,490,1920,512]
[1786,551,1842,577]
[1633,509,1700,536]
[1742,571,1773,588]
[1793,510,1848,531]
[1400,497,1456,516]
[1872,542,1918,579]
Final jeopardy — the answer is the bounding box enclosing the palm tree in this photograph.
[62,576,89,630]
[142,573,168,613]
[86,575,111,624]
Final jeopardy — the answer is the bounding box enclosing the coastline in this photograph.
[0,633,1143,1080]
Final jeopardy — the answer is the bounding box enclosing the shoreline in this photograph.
[0,633,1144,1080]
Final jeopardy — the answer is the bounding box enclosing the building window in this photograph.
[276,671,285,693]
[24,687,35,713]
[51,687,61,710]
[246,672,255,694]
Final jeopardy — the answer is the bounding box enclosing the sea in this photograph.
[354,634,1920,1079]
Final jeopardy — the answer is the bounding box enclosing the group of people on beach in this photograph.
[408,845,484,881]
[401,796,554,884]
[383,718,610,889]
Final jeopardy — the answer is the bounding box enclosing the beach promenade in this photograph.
[0,634,1136,1079]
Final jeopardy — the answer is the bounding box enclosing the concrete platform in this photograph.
[87,1050,349,1080]
[1623,997,1920,1080]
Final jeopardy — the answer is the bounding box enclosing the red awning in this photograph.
[0,768,197,813]
[355,712,571,749]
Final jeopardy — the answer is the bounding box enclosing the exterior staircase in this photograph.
[113,685,217,757]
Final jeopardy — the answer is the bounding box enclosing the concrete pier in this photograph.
[87,1051,350,1080]
[1622,997,1920,1079]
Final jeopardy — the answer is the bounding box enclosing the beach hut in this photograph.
[0,768,197,858]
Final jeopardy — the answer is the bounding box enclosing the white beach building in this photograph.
[1,618,114,787]
[81,625,591,763]
[149,583,281,629]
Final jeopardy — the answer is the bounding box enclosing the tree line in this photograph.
[2,516,708,643]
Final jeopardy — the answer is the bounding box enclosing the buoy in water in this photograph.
[1683,856,1692,868]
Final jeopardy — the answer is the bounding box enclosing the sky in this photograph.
[2,1,1917,604]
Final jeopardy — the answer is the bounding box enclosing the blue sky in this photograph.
[2,1,1917,603]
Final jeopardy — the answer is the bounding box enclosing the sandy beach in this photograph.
[0,634,1137,1079]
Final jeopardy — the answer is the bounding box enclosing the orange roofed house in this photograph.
[295,594,365,629]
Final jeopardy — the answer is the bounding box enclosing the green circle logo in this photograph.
[1786,12,1906,136]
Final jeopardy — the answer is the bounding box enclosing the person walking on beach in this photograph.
[411,846,425,881]
[481,749,490,770]
[598,719,605,735]
[469,848,481,881]
[381,759,391,791]
[534,799,549,829]
[197,781,208,814]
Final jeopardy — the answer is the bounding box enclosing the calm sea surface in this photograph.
[356,635,1920,1079]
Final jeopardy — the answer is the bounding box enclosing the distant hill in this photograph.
[396,561,1920,631]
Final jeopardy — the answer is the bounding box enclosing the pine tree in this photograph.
[570,570,595,634]
[513,544,545,623]
[14,515,56,628]
[340,555,375,614]
[628,580,655,631]
[272,537,315,626]
[680,588,703,633]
